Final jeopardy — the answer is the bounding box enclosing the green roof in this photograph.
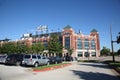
[63,25,72,29]
[91,29,98,33]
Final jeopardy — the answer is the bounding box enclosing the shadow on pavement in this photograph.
[79,63,113,69]
[71,70,120,80]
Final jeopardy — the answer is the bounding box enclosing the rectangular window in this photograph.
[91,40,96,50]
[32,55,37,59]
[84,39,89,49]
[65,37,70,49]
[91,52,96,57]
[77,52,83,57]
[77,38,82,49]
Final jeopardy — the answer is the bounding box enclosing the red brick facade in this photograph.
[62,27,100,58]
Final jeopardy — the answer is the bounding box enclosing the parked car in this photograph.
[22,54,50,67]
[48,56,62,64]
[5,54,24,66]
[65,55,73,61]
[0,55,7,64]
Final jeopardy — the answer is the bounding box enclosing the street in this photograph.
[0,61,120,80]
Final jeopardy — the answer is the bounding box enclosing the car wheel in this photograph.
[55,61,58,64]
[16,62,21,66]
[47,61,50,66]
[34,62,39,67]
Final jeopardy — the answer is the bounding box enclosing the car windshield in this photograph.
[24,55,31,58]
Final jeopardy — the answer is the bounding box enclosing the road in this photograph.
[78,56,120,62]
[0,62,120,80]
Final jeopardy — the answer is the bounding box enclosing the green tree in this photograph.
[16,44,29,54]
[48,34,63,56]
[67,48,74,56]
[100,46,110,56]
[1,42,16,54]
[31,42,44,54]
[0,45,3,54]
[117,49,120,55]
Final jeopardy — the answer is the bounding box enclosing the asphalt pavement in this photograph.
[0,61,120,80]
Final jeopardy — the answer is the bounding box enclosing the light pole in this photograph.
[110,26,114,62]
[110,26,117,62]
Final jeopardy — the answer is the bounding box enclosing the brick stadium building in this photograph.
[10,25,100,58]
[62,26,100,58]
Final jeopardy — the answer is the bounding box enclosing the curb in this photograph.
[33,63,72,72]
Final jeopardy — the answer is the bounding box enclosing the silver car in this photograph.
[22,54,50,67]
[0,55,7,64]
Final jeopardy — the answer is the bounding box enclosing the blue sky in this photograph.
[0,0,120,51]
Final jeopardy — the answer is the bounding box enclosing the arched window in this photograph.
[65,37,70,49]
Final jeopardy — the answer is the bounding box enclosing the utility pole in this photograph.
[110,26,115,62]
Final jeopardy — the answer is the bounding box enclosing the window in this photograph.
[37,55,41,59]
[77,38,82,49]
[24,55,30,58]
[77,52,83,57]
[84,39,89,49]
[91,52,96,57]
[43,39,47,42]
[91,40,96,50]
[32,55,37,59]
[84,52,89,57]
[65,37,70,49]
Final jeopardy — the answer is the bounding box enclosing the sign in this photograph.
[23,33,32,37]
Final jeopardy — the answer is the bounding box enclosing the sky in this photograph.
[0,0,120,51]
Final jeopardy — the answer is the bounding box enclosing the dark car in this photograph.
[48,56,62,64]
[5,54,24,66]
[65,55,73,61]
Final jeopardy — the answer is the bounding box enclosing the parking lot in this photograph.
[0,61,120,80]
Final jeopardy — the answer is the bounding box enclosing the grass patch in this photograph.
[78,60,99,63]
[109,62,120,70]
[33,63,70,70]
[117,67,120,69]
[109,62,120,67]
[104,60,120,67]
[103,60,115,64]
[105,61,120,73]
